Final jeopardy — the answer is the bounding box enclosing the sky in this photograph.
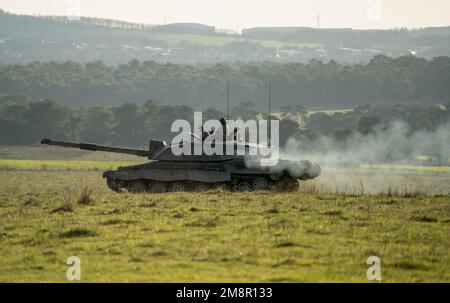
[0,0,449,30]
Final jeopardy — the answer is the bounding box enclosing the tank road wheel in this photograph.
[193,183,211,192]
[106,177,125,193]
[127,180,148,193]
[233,181,252,192]
[169,182,187,192]
[210,183,229,191]
[149,182,168,194]
[252,177,272,191]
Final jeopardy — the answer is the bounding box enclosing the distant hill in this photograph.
[1,9,450,65]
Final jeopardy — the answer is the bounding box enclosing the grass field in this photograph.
[0,147,449,282]
[110,28,322,49]
[0,159,140,171]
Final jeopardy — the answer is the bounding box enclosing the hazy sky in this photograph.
[1,0,449,30]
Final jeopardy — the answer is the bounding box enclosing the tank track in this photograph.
[106,175,299,193]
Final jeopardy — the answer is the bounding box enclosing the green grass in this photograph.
[137,32,321,49]
[0,146,449,282]
[0,145,145,162]
[1,158,448,174]
[82,26,322,49]
[360,164,450,173]
[0,169,449,282]
[0,159,139,171]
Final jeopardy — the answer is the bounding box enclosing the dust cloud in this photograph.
[281,120,450,195]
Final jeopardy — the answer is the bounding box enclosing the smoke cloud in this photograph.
[280,120,450,195]
[282,120,450,166]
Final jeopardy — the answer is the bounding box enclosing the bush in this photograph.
[78,187,95,205]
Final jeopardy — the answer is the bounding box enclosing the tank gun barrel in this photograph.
[41,138,149,157]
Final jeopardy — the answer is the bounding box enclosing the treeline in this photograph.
[0,56,449,109]
[0,9,213,35]
[0,99,448,151]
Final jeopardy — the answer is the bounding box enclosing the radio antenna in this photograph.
[227,80,230,120]
[268,81,272,147]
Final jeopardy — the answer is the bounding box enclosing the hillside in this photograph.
[1,9,450,64]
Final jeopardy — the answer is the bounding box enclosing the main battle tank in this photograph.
[41,136,320,193]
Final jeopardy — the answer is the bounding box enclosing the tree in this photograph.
[23,100,73,143]
[357,116,381,135]
[279,119,300,146]
[79,107,113,143]
[111,103,143,146]
[231,103,258,121]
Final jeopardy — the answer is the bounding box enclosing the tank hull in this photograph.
[103,159,321,193]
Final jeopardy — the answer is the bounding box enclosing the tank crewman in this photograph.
[201,126,212,141]
[205,118,244,143]
[216,117,244,143]
[208,117,230,142]
[219,117,230,140]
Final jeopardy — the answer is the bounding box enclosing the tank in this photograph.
[41,137,321,193]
